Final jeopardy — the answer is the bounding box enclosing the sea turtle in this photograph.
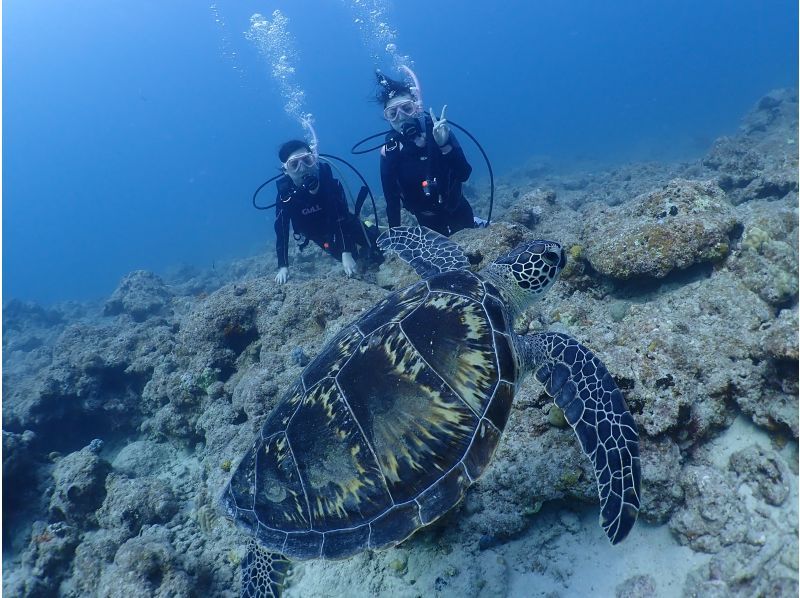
[221,226,641,597]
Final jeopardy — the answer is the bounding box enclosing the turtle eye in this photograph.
[543,250,561,266]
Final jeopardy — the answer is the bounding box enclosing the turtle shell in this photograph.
[221,270,518,560]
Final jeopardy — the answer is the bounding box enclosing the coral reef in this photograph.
[48,440,111,526]
[4,521,82,597]
[94,532,196,597]
[3,89,797,597]
[103,270,173,322]
[731,198,798,307]
[501,187,553,229]
[702,88,798,205]
[582,178,738,279]
[674,442,798,596]
[96,474,179,537]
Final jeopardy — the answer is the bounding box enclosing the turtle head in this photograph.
[482,240,566,320]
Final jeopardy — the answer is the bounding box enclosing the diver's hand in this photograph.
[430,105,451,147]
[275,267,289,285]
[342,252,356,277]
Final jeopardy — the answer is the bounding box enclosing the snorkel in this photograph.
[380,65,425,141]
[399,64,423,113]
[399,65,424,140]
[292,114,320,191]
[301,114,319,161]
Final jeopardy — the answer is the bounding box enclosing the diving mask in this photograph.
[383,99,419,123]
[284,151,317,174]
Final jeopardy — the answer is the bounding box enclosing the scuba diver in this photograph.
[273,139,381,285]
[376,71,485,236]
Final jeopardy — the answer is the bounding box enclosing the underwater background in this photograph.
[3,1,799,597]
[4,0,797,304]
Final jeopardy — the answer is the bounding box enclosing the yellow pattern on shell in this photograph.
[295,383,387,525]
[365,325,476,485]
[405,293,497,416]
[260,434,309,527]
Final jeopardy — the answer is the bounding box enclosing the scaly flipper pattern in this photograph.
[377,226,469,278]
[241,539,291,598]
[527,332,641,544]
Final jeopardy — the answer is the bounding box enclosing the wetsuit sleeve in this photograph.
[380,152,403,228]
[441,131,472,182]
[332,180,359,255]
[275,198,291,268]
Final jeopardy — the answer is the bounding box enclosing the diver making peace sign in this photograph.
[376,70,485,236]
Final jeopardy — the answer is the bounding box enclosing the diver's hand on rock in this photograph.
[275,267,289,285]
[430,105,451,148]
[342,252,356,277]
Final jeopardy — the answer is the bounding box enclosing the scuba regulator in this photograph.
[400,118,422,141]
[300,172,319,192]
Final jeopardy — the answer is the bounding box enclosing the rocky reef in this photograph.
[3,90,798,597]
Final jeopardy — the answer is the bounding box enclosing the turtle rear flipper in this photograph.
[377,226,469,278]
[241,540,290,598]
[528,332,641,544]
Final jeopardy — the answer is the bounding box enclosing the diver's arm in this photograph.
[380,153,403,228]
[440,131,472,182]
[275,201,291,269]
[333,180,359,255]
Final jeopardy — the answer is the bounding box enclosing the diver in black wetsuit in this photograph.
[376,73,482,236]
[273,140,380,285]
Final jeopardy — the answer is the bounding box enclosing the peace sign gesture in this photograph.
[430,105,451,147]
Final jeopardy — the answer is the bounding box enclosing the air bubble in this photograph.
[246,10,309,128]
[342,0,412,67]
[209,2,244,79]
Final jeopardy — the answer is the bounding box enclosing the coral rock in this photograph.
[48,442,112,525]
[583,179,738,279]
[104,270,172,322]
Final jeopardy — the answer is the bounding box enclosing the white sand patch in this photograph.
[504,513,705,597]
[503,414,798,597]
[704,414,792,469]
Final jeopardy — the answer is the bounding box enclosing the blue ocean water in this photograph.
[4,0,797,304]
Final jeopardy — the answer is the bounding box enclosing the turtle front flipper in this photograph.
[377,226,469,278]
[241,539,291,598]
[525,332,641,544]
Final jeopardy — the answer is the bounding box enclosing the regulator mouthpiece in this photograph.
[301,172,319,191]
[400,119,421,140]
